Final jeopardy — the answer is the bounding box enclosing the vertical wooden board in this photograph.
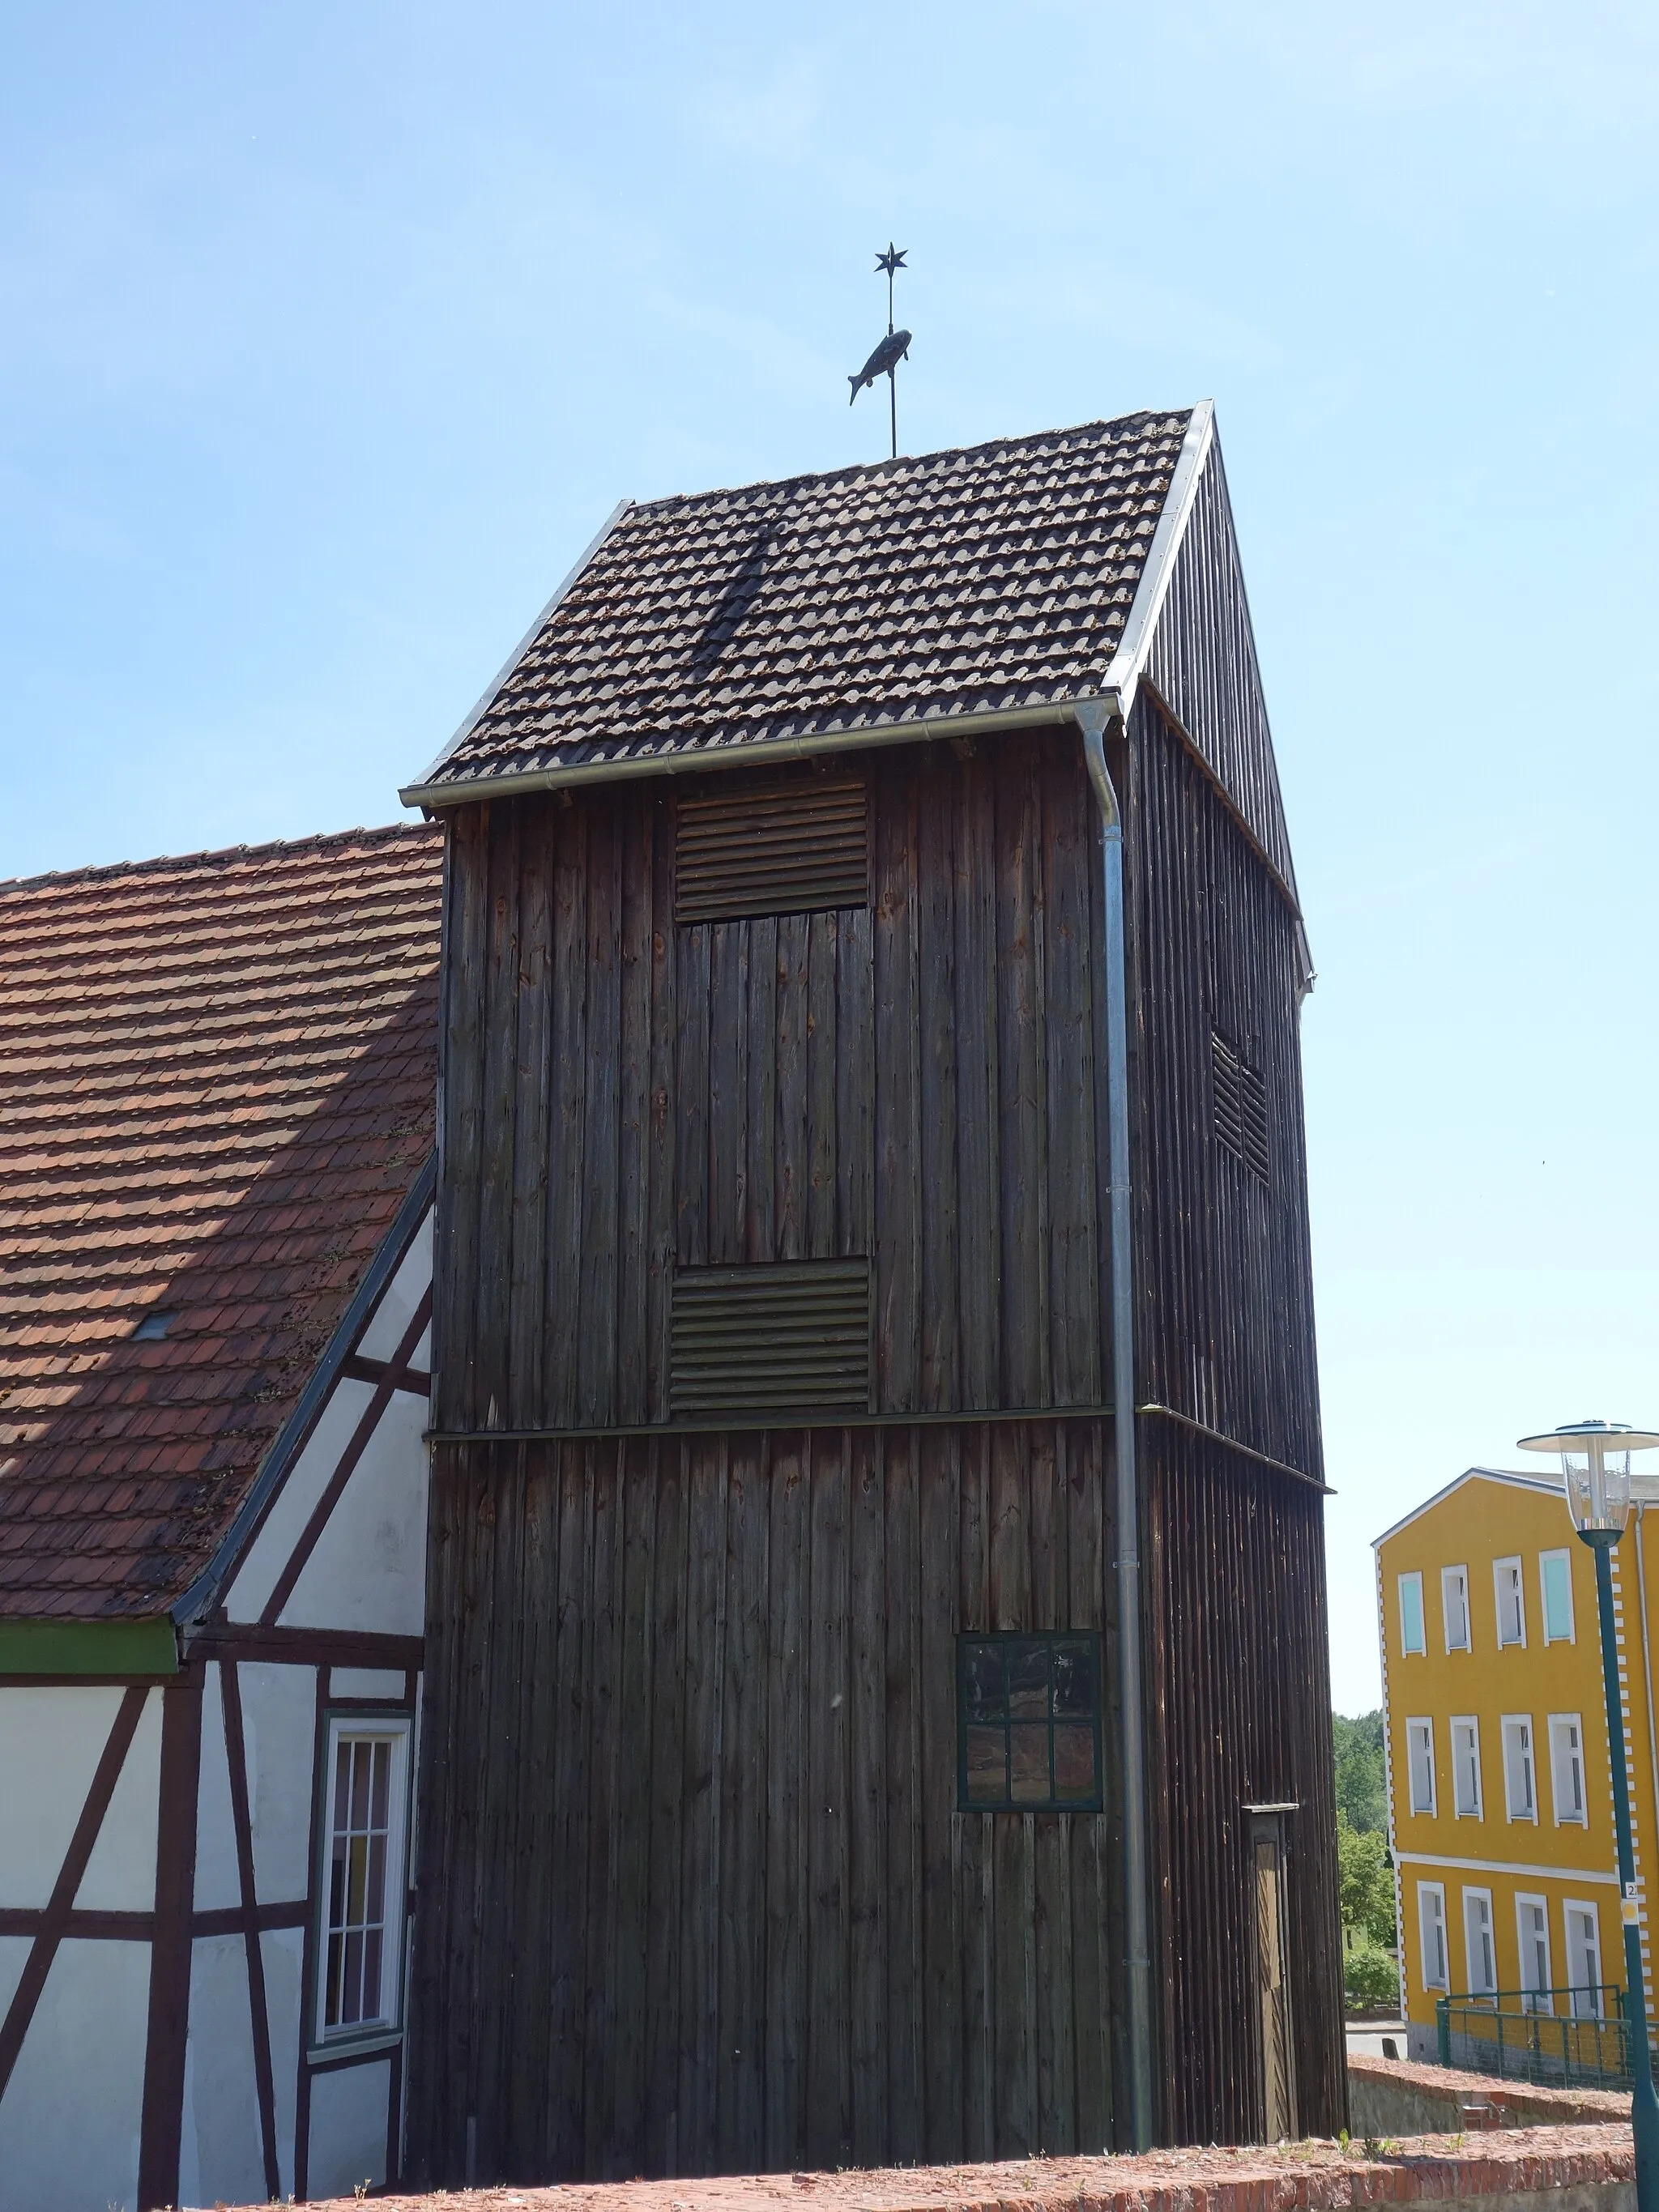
[1034,1813,1076,2154]
[475,1447,530,2176]
[578,799,624,1427]
[744,914,778,1263]
[847,1427,888,2162]
[804,1429,852,2169]
[509,802,554,1428]
[674,923,710,1270]
[510,1445,565,2172]
[545,1444,595,2173]
[581,1444,625,2173]
[957,1810,995,2163]
[1039,746,1102,1405]
[446,1460,499,2169]
[837,904,875,1261]
[804,912,839,1262]
[915,759,961,1409]
[918,1426,962,2162]
[717,1432,770,2169]
[872,762,920,1412]
[1069,1816,1114,2153]
[882,1428,924,2163]
[676,1436,728,2172]
[763,1431,810,2170]
[706,920,750,1266]
[992,1813,1037,2158]
[774,912,809,1261]
[644,1443,690,2175]
[616,793,655,1423]
[646,799,677,1420]
[988,1421,1030,1630]
[951,761,1000,1408]
[609,1437,658,2164]
[547,805,591,1428]
[994,746,1049,1408]
[437,807,492,1433]
[1030,1421,1061,1632]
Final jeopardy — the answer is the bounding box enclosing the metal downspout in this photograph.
[1079,697,1155,2150]
[1639,1506,1659,2011]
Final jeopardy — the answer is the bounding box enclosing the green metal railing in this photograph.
[1435,1986,1641,2090]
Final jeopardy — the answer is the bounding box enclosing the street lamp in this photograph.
[1519,1418,1659,2212]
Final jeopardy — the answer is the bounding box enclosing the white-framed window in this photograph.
[313,1715,412,2048]
[1516,1894,1552,2011]
[1443,1564,1471,1652]
[1398,1571,1427,1656]
[1501,1713,1537,1822]
[1451,1715,1483,1817]
[1549,1713,1588,1825]
[1418,1880,1449,1991]
[1563,1899,1604,2016]
[1541,1549,1576,1644]
[1463,1886,1496,1995]
[1494,1556,1525,1647]
[1406,1716,1436,1814]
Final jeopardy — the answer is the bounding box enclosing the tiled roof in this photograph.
[0,825,443,1621]
[407,410,1192,796]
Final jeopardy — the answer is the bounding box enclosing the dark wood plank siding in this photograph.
[408,1422,1120,2185]
[431,733,1107,1438]
[1141,1424,1345,2144]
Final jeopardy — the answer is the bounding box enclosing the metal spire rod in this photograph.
[847,244,910,461]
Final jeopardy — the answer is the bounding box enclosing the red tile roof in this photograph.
[406,411,1192,797]
[0,825,443,1621]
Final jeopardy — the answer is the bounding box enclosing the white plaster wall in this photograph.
[331,1666,407,1699]
[356,1211,432,1361]
[193,1661,241,1914]
[0,1686,151,1910]
[0,1938,148,2212]
[279,1389,430,1636]
[75,1689,163,1912]
[224,1377,380,1622]
[307,2057,390,2201]
[179,1934,264,2212]
[238,1662,318,1901]
[262,1924,305,2197]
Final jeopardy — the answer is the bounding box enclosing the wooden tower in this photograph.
[400,404,1344,2182]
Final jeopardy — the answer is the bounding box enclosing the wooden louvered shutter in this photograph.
[674,777,870,923]
[669,1259,872,1418]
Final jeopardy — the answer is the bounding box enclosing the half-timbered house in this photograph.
[0,825,443,2212]
[401,403,1345,2181]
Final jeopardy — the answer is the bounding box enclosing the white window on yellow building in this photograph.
[1541,1549,1576,1643]
[1418,1881,1448,1991]
[1501,1714,1537,1821]
[1451,1715,1483,1817]
[1549,1714,1588,1824]
[1494,1556,1525,1647]
[1516,1894,1551,2009]
[1398,1571,1427,1656]
[1406,1716,1436,1813]
[1463,1887,1496,1994]
[1443,1564,1471,1652]
[1563,1901,1604,2014]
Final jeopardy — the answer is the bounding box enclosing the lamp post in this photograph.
[1519,1419,1659,2212]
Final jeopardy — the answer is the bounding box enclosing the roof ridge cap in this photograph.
[0,820,439,896]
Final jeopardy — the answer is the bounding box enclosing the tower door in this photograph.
[1252,1814,1298,2141]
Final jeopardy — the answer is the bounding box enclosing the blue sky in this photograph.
[5,1,1657,1711]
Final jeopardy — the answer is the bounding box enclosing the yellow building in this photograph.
[1376,1466,1659,2067]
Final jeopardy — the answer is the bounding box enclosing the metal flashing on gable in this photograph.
[1102,399,1215,714]
[1371,1464,1561,1552]
[401,500,633,805]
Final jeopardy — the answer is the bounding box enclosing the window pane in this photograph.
[349,1741,371,1829]
[362,1926,385,2022]
[325,1930,343,2027]
[1400,1575,1425,1654]
[1009,1725,1048,1802]
[1544,1554,1572,1640]
[1051,1643,1094,1718]
[342,1929,365,2025]
[965,1725,1005,1801]
[333,1740,352,1829]
[366,1832,387,1923]
[371,1740,390,1829]
[1053,1724,1096,1801]
[962,1643,1005,1723]
[1007,1644,1049,1720]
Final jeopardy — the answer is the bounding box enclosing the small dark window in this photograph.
[1211,1029,1269,1183]
[132,1310,177,1341]
[957,1633,1103,1811]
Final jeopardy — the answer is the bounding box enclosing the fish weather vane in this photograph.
[848,243,911,459]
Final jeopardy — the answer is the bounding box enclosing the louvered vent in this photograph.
[674,778,869,923]
[1212,1031,1269,1183]
[670,1259,872,1418]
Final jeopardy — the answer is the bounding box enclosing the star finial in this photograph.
[876,243,908,277]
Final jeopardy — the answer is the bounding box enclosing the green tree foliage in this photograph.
[1344,1939,1401,2010]
[1333,1710,1388,1836]
[1337,1811,1397,1947]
